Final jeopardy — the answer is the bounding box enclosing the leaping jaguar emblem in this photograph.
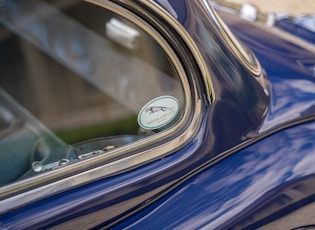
[145,106,173,114]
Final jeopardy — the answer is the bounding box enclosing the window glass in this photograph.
[0,0,184,186]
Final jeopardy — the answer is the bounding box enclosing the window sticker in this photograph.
[137,96,179,130]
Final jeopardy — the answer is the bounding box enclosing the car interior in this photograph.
[0,0,184,186]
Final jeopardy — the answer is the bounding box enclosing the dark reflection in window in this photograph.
[0,0,184,186]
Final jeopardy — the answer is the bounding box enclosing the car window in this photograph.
[0,0,184,187]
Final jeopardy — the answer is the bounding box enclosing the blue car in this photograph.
[1,0,315,229]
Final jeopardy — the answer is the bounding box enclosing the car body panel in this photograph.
[114,120,315,229]
[275,15,315,45]
[0,0,315,229]
[217,11,315,132]
[111,2,315,229]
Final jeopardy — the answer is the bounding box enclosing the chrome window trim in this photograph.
[203,0,262,76]
[0,0,203,213]
[137,0,262,102]
[138,0,215,102]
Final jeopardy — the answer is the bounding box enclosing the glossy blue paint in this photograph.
[275,16,315,45]
[1,1,315,229]
[218,11,315,131]
[111,2,315,228]
[114,120,315,229]
[0,107,211,229]
[159,0,315,132]
[156,0,271,150]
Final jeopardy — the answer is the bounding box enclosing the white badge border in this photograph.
[137,95,180,130]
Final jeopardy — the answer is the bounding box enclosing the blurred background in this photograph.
[225,0,315,16]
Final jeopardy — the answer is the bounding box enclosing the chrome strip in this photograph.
[0,0,203,213]
[137,0,215,102]
[203,0,262,76]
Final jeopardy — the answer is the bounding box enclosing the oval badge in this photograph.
[138,96,179,130]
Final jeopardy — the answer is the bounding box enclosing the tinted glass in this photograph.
[0,0,184,186]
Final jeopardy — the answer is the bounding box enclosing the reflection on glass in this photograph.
[0,0,184,186]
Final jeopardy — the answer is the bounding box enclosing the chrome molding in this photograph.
[202,0,262,76]
[137,0,215,102]
[0,0,203,214]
